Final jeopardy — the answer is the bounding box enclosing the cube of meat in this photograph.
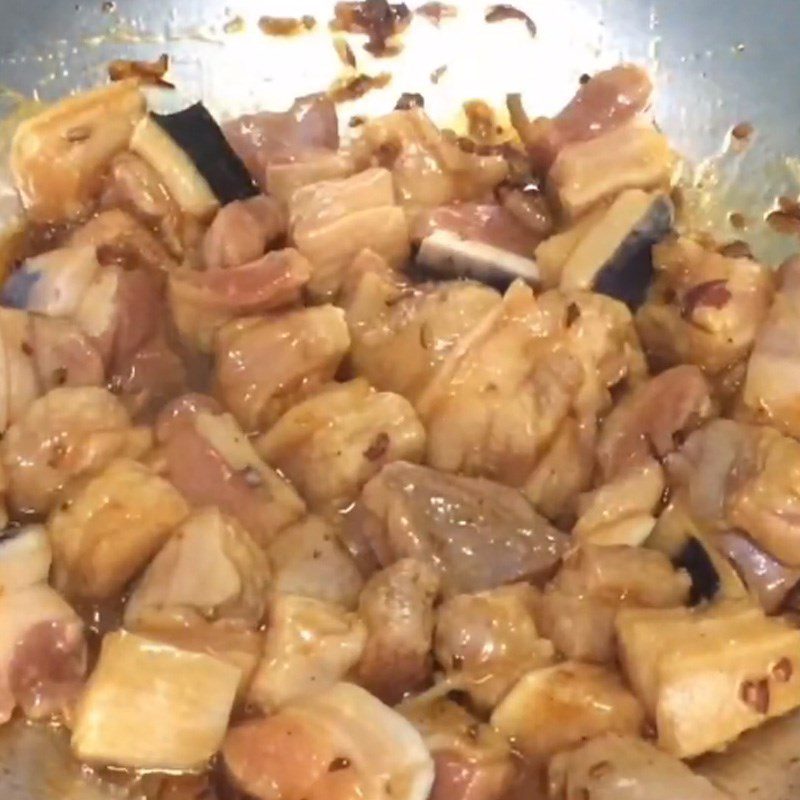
[434,584,554,711]
[28,315,106,395]
[616,603,800,757]
[124,508,270,629]
[549,734,731,800]
[223,683,434,800]
[289,168,410,298]
[49,457,189,599]
[547,123,671,220]
[491,662,645,760]
[0,582,86,725]
[248,595,366,712]
[342,256,501,402]
[257,379,426,510]
[355,559,440,704]
[360,108,508,222]
[636,236,773,377]
[523,416,596,526]
[1,386,150,517]
[573,460,665,547]
[537,544,690,664]
[743,256,800,437]
[214,305,351,432]
[345,462,569,597]
[418,282,645,488]
[402,698,515,800]
[667,419,800,567]
[11,80,145,222]
[418,281,583,484]
[130,620,262,699]
[156,395,305,547]
[72,631,239,771]
[266,516,364,609]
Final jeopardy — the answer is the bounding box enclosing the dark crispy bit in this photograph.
[485,4,536,38]
[328,72,391,103]
[767,196,800,237]
[108,54,173,88]
[415,2,458,25]
[363,432,390,461]
[717,239,753,259]
[674,537,720,606]
[731,121,754,141]
[463,99,498,143]
[772,657,793,683]
[258,15,316,36]
[332,1,411,56]
[728,211,746,230]
[395,92,425,110]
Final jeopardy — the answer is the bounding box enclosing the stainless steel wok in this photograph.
[1,0,800,797]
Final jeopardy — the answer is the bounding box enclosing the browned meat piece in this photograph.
[537,544,690,663]
[344,462,568,596]
[201,195,286,270]
[289,168,410,298]
[418,283,645,488]
[342,252,502,402]
[214,304,351,432]
[1,386,149,517]
[48,457,190,599]
[257,378,425,510]
[434,584,554,710]
[355,559,440,704]
[636,236,773,378]
[248,595,365,711]
[223,683,434,800]
[10,80,145,223]
[547,124,671,220]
